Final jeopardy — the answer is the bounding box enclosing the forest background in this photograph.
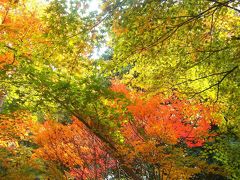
[0,0,240,179]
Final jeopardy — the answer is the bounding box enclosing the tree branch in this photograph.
[123,0,232,60]
[207,0,240,13]
[174,68,237,87]
[190,65,238,99]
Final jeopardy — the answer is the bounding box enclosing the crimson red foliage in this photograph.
[111,83,217,147]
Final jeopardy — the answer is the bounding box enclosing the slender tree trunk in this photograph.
[73,114,141,180]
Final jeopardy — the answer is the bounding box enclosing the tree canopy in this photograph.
[0,0,240,179]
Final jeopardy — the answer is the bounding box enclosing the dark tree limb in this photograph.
[207,0,240,13]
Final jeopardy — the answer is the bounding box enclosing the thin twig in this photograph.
[190,65,238,98]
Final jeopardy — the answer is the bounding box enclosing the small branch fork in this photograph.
[189,66,238,101]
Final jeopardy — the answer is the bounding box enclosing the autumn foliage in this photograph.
[111,83,217,147]
[0,111,37,146]
[0,0,45,69]
[34,117,116,179]
[0,0,239,178]
[32,83,220,179]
